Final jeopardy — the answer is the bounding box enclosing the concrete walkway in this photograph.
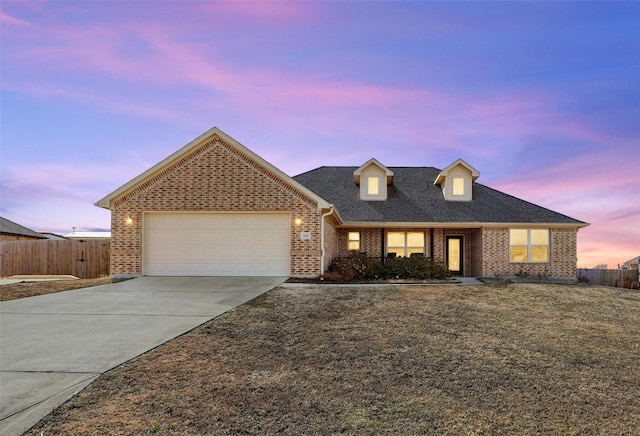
[451,277,485,285]
[0,276,285,436]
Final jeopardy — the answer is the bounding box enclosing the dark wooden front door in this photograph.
[446,236,463,275]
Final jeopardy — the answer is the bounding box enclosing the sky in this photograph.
[1,1,638,269]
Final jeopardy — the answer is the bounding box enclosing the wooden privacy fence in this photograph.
[577,268,639,290]
[0,239,110,279]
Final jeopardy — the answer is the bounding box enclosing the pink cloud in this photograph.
[3,0,636,270]
[0,12,33,26]
[491,151,638,269]
[4,3,599,158]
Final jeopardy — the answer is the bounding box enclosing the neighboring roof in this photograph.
[623,256,640,266]
[0,217,46,239]
[293,166,588,227]
[63,231,112,239]
[96,127,331,211]
[40,232,68,240]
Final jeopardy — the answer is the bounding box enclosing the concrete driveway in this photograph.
[0,276,286,436]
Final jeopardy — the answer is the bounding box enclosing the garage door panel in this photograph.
[144,213,289,276]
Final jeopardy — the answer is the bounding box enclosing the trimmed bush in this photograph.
[325,255,451,281]
[326,255,367,282]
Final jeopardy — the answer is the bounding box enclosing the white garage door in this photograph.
[143,213,289,276]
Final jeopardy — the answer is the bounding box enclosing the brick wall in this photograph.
[336,228,383,258]
[432,228,445,261]
[322,216,338,272]
[110,136,322,277]
[469,228,483,276]
[333,226,578,278]
[0,234,44,241]
[481,227,578,278]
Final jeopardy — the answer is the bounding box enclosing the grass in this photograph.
[22,282,640,435]
[0,277,112,301]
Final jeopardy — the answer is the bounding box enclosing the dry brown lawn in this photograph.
[0,277,112,301]
[26,282,640,435]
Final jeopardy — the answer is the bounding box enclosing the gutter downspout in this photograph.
[320,205,335,276]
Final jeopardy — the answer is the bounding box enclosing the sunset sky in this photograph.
[1,1,638,268]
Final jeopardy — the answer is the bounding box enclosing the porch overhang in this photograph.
[336,222,590,229]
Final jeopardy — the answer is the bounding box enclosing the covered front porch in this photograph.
[335,227,483,277]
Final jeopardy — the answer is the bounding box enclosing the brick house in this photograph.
[0,216,46,241]
[96,127,588,279]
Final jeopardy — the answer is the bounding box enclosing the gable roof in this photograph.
[293,166,588,227]
[434,158,480,186]
[95,127,332,211]
[0,216,46,239]
[353,158,394,185]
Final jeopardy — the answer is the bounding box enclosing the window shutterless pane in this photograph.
[510,229,528,245]
[510,246,528,262]
[367,177,379,195]
[347,232,360,251]
[530,229,549,245]
[531,246,549,262]
[387,232,404,247]
[406,232,424,247]
[407,248,424,257]
[453,178,465,195]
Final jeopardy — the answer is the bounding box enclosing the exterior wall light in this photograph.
[125,217,134,225]
[294,217,303,225]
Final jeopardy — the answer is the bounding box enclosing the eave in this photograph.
[337,221,590,229]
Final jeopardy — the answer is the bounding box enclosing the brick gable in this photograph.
[110,136,322,277]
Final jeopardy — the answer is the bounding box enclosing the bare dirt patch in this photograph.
[0,277,112,301]
[29,283,640,435]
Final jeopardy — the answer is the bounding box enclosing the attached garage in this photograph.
[97,128,333,278]
[143,212,290,276]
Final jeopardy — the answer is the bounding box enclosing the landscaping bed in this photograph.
[27,282,640,434]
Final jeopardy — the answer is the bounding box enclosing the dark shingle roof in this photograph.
[293,166,586,225]
[0,216,46,238]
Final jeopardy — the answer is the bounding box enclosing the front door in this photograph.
[446,236,463,275]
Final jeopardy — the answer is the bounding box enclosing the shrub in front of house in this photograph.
[325,255,451,281]
[326,255,368,282]
[383,255,451,280]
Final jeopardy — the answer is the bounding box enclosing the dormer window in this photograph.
[353,158,393,201]
[434,159,480,202]
[367,177,380,195]
[452,177,465,196]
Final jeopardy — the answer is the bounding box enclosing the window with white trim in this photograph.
[367,177,380,195]
[509,229,549,262]
[452,177,465,196]
[348,231,360,252]
[387,231,425,257]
